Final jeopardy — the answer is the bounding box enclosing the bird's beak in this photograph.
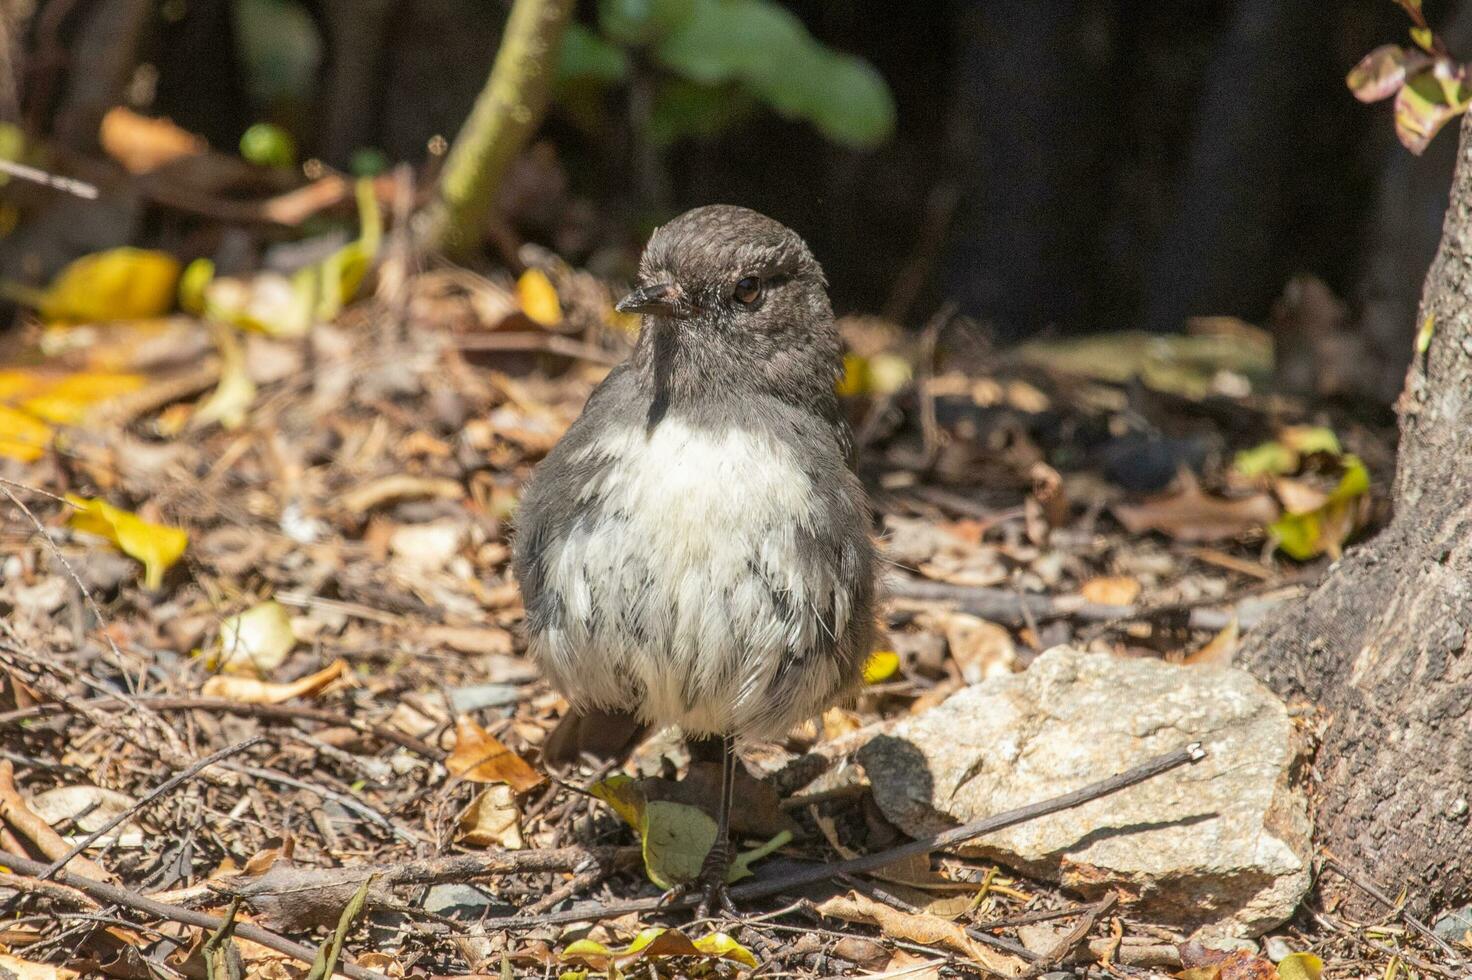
[616,281,684,316]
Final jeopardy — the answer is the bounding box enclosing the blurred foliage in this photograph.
[1348,0,1471,154]
[559,0,896,149]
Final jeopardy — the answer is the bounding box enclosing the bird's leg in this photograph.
[695,733,739,917]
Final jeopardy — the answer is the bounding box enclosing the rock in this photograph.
[859,646,1312,937]
[1433,904,1472,943]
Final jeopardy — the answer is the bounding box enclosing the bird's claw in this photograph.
[658,838,739,919]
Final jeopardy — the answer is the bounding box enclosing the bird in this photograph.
[512,204,876,913]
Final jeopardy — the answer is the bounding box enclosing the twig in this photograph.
[34,736,266,884]
[457,331,622,365]
[217,762,421,844]
[885,572,1302,632]
[1320,859,1464,966]
[1026,893,1116,976]
[0,850,392,980]
[479,741,1205,929]
[0,695,444,760]
[0,157,98,198]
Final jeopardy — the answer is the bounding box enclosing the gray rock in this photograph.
[1433,904,1472,942]
[859,646,1312,937]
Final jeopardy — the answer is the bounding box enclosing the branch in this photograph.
[0,850,394,980]
[415,0,575,255]
[483,741,1206,928]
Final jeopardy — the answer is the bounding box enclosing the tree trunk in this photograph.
[1240,112,1472,916]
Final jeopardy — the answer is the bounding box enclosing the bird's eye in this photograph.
[733,276,763,307]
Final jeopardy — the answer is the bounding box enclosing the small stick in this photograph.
[0,158,99,198]
[479,741,1205,929]
[1025,893,1116,976]
[33,736,266,884]
[1320,859,1464,966]
[0,695,443,760]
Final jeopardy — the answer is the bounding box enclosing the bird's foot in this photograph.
[655,838,738,919]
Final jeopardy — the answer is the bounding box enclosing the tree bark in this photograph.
[1240,112,1472,915]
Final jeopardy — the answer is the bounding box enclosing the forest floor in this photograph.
[0,229,1462,980]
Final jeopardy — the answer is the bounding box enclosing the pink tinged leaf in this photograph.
[1347,45,1423,103]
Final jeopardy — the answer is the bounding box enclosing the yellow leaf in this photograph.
[20,371,146,424]
[213,600,296,677]
[190,323,255,430]
[517,268,563,327]
[588,773,645,829]
[38,248,181,323]
[862,649,900,684]
[65,495,187,590]
[561,927,757,970]
[0,404,52,461]
[200,658,350,704]
[1277,952,1324,980]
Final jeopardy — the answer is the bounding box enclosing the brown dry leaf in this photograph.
[0,761,113,883]
[817,891,1025,976]
[99,107,206,174]
[422,625,516,657]
[1079,575,1142,607]
[456,784,524,848]
[1113,471,1279,543]
[939,612,1016,683]
[446,717,545,793]
[1272,477,1329,515]
[200,659,351,705]
[338,474,463,515]
[876,949,945,980]
[1181,617,1239,667]
[1025,462,1069,544]
[0,953,80,980]
[1177,943,1278,980]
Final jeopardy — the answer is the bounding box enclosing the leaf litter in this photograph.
[0,165,1439,980]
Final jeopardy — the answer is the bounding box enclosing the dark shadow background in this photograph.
[10,0,1469,403]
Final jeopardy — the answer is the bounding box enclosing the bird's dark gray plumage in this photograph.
[513,204,875,754]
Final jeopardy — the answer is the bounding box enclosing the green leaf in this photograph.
[1394,67,1470,154]
[1416,312,1436,353]
[1410,26,1436,52]
[1270,455,1370,561]
[589,773,789,887]
[649,78,752,144]
[1233,440,1298,478]
[305,873,374,980]
[558,23,631,84]
[598,0,695,46]
[653,0,895,148]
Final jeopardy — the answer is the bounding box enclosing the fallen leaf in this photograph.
[456,784,524,848]
[65,495,188,589]
[1079,575,1141,606]
[23,248,181,323]
[1276,952,1323,980]
[589,773,789,888]
[99,107,206,174]
[447,717,545,793]
[1181,617,1239,667]
[940,612,1016,684]
[201,659,350,704]
[339,474,464,515]
[0,953,80,980]
[863,649,900,684]
[817,891,1024,975]
[1270,455,1370,560]
[561,927,757,970]
[189,322,255,430]
[1113,471,1279,543]
[516,268,563,327]
[0,404,52,461]
[213,600,297,677]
